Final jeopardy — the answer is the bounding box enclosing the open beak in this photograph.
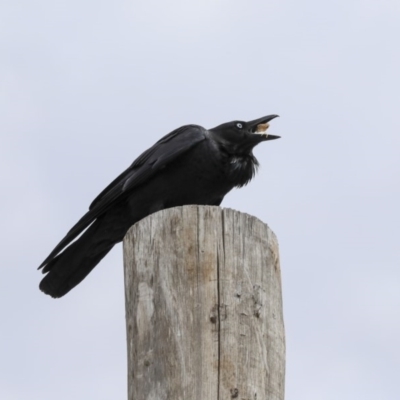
[247,114,280,141]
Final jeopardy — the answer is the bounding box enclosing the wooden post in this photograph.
[123,205,285,400]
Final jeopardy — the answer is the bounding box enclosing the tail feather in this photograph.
[39,220,118,298]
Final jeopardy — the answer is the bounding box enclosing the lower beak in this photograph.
[263,134,280,141]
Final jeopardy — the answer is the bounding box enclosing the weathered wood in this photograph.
[123,205,285,400]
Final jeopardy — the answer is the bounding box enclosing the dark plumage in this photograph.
[38,115,280,298]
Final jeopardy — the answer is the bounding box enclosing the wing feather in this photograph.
[38,125,205,269]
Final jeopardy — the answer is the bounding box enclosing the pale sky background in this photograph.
[1,1,399,399]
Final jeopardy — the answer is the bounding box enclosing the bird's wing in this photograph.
[38,125,206,269]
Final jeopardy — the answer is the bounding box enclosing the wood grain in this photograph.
[123,205,285,400]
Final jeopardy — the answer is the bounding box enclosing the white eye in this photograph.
[236,123,243,129]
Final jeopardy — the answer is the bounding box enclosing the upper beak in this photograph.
[247,114,280,141]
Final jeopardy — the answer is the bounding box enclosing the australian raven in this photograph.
[38,115,280,297]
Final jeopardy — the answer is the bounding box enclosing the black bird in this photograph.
[38,115,280,298]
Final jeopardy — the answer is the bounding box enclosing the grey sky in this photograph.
[1,1,399,399]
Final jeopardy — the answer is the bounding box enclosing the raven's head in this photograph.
[208,114,280,155]
[208,114,280,187]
